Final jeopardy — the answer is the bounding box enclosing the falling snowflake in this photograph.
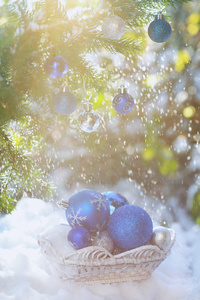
[67,208,87,227]
[90,193,108,211]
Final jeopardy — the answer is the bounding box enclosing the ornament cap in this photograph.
[57,200,69,209]
[118,85,127,94]
[62,86,70,93]
[84,102,93,112]
[155,12,164,20]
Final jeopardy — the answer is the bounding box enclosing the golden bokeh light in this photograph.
[183,106,196,118]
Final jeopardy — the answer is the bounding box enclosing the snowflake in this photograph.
[67,208,87,227]
[90,193,108,211]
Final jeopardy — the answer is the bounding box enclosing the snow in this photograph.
[0,196,200,300]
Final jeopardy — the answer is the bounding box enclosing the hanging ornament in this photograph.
[44,55,68,78]
[112,85,134,114]
[68,226,91,250]
[79,103,100,133]
[53,87,77,115]
[102,191,129,214]
[150,226,171,251]
[92,231,114,253]
[107,205,153,250]
[102,15,125,40]
[148,13,172,43]
[65,189,110,232]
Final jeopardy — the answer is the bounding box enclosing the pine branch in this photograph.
[0,128,56,213]
[0,0,194,214]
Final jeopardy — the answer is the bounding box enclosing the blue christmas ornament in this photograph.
[65,189,110,232]
[148,13,171,43]
[44,55,68,78]
[107,205,153,250]
[53,89,77,115]
[67,226,90,250]
[102,191,129,214]
[113,86,134,114]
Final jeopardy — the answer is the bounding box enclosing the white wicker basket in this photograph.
[38,224,175,284]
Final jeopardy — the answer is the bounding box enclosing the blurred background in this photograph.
[0,0,200,226]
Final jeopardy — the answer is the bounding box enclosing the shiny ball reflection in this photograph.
[150,226,171,251]
[102,191,129,214]
[79,104,100,133]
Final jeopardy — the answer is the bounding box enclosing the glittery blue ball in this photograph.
[44,55,68,78]
[112,93,134,114]
[67,226,90,250]
[148,19,171,43]
[107,205,153,250]
[102,191,129,214]
[65,189,110,232]
[53,91,77,115]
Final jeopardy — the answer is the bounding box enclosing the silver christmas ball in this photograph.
[92,231,114,253]
[102,15,125,40]
[79,103,100,133]
[150,226,171,251]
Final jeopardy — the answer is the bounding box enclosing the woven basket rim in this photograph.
[62,228,176,267]
[39,226,176,284]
